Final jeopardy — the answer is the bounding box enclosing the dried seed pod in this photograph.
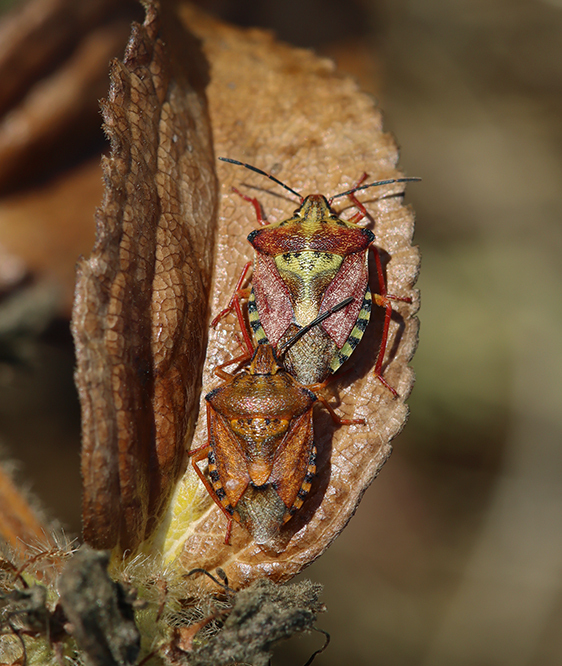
[72,1,218,553]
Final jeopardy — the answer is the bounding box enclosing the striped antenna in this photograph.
[219,157,303,202]
[330,176,421,202]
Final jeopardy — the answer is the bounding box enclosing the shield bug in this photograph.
[191,298,363,545]
[214,157,420,395]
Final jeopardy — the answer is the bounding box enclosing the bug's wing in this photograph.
[209,410,250,510]
[319,251,369,347]
[269,411,314,510]
[252,253,294,344]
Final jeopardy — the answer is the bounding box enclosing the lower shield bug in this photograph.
[213,158,420,395]
[191,298,363,545]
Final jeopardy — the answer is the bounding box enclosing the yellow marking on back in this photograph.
[274,251,343,327]
[275,251,343,279]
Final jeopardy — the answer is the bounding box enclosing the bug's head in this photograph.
[293,194,334,222]
[249,343,282,376]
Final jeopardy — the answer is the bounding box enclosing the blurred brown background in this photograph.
[1,0,561,665]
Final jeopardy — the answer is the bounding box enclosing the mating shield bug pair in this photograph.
[191,299,363,545]
[194,158,418,544]
[213,157,420,395]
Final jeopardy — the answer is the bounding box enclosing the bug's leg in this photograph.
[211,260,251,327]
[316,396,365,426]
[213,351,253,380]
[231,186,268,226]
[341,177,412,397]
[345,173,370,224]
[369,244,413,398]
[211,261,254,355]
[306,374,342,393]
[190,437,234,545]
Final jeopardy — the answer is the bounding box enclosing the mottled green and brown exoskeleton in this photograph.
[213,158,420,396]
[191,300,363,545]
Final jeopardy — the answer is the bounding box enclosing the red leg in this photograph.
[369,245,412,398]
[345,173,369,224]
[211,261,254,355]
[211,261,251,327]
[231,186,269,227]
[213,351,253,380]
[338,176,412,398]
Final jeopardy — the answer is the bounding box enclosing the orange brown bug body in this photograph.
[191,299,362,545]
[214,158,420,395]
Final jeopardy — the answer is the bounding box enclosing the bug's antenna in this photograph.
[330,176,421,202]
[303,628,331,666]
[277,297,354,357]
[185,568,235,595]
[219,157,304,202]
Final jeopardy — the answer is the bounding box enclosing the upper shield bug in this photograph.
[213,157,420,396]
[191,298,363,545]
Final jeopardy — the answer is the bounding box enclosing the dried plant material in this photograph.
[0,0,141,307]
[0,464,52,558]
[1,547,137,666]
[58,547,140,666]
[67,0,417,588]
[0,18,131,193]
[0,0,130,116]
[0,0,419,661]
[72,1,218,553]
[151,5,419,588]
[0,158,101,312]
[168,578,324,666]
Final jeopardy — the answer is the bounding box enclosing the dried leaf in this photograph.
[156,5,420,588]
[0,0,128,116]
[0,158,101,310]
[72,1,218,553]
[0,464,52,558]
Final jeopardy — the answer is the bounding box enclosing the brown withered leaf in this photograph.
[0,463,53,559]
[155,6,420,588]
[72,1,218,553]
[0,0,143,196]
[0,158,101,309]
[0,17,132,194]
[0,0,117,116]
